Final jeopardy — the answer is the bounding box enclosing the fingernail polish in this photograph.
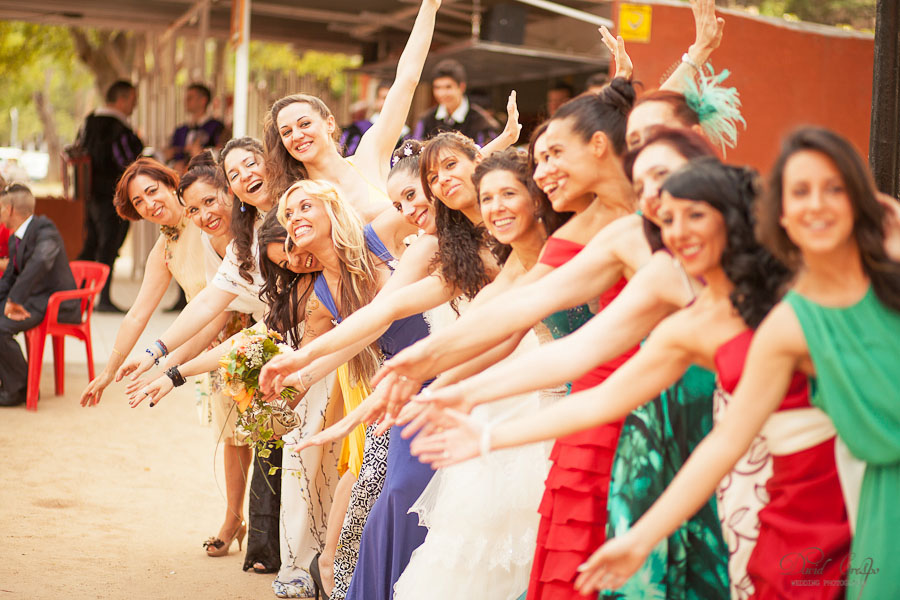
[149,402,155,407]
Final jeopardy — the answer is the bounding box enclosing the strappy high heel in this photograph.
[203,522,247,557]
[309,553,330,600]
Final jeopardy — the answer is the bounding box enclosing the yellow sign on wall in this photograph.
[619,3,652,43]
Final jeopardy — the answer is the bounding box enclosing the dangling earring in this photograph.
[240,201,246,213]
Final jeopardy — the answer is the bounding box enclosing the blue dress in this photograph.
[321,225,433,600]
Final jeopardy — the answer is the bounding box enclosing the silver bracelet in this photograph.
[681,52,701,73]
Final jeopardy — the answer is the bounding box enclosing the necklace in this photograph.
[160,223,182,243]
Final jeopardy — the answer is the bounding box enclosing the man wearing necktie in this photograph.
[0,183,80,407]
[411,59,500,147]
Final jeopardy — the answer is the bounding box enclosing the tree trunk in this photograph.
[33,72,61,183]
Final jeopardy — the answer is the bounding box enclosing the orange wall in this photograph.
[615,1,874,173]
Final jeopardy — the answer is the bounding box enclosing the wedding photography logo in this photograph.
[780,547,879,593]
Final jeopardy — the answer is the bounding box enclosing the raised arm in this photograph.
[80,237,171,406]
[418,252,688,413]
[574,304,805,593]
[378,216,650,383]
[354,0,441,182]
[410,312,697,467]
[660,0,724,93]
[479,91,522,156]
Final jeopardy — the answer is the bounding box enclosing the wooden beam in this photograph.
[869,0,900,198]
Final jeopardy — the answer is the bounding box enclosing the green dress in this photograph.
[785,287,900,600]
[601,366,730,600]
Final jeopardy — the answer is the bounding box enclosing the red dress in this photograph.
[715,330,850,599]
[0,224,10,277]
[528,237,638,600]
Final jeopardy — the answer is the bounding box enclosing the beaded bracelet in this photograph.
[154,339,169,357]
[145,347,160,366]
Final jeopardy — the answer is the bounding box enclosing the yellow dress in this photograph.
[336,364,372,477]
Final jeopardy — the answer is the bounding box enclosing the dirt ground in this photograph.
[0,280,274,600]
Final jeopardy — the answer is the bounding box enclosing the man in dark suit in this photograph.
[411,59,500,147]
[75,79,143,313]
[0,183,80,407]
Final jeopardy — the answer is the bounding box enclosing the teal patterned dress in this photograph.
[601,365,730,599]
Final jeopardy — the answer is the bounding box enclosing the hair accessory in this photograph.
[681,63,746,154]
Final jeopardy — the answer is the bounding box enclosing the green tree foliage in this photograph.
[0,22,94,149]
[723,0,876,30]
[248,42,361,96]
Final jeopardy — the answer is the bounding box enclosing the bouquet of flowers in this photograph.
[218,328,301,455]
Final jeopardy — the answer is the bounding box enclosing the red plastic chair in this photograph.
[24,260,110,411]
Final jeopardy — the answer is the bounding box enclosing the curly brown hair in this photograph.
[420,131,491,307]
[221,137,267,283]
[114,158,179,221]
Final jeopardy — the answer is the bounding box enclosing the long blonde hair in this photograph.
[278,179,383,383]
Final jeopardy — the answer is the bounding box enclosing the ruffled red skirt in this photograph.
[527,352,633,599]
[747,437,851,599]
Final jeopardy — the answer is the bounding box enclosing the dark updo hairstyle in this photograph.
[258,211,314,347]
[420,131,491,308]
[662,157,792,328]
[631,90,701,129]
[263,94,340,202]
[758,126,900,312]
[114,158,179,221]
[624,125,718,251]
[472,148,559,266]
[389,139,425,183]
[550,77,637,157]
[176,150,227,205]
[527,121,574,233]
[221,137,266,284]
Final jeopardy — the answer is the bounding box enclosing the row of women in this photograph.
[79,0,898,598]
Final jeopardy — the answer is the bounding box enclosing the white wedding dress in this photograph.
[393,323,562,600]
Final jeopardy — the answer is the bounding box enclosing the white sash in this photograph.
[760,406,836,456]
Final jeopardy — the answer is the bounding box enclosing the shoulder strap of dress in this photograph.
[672,256,699,306]
[363,223,395,269]
[314,272,342,323]
[345,157,391,203]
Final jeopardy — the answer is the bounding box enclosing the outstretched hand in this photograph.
[127,374,175,408]
[80,371,114,407]
[371,339,435,388]
[573,532,650,593]
[116,351,156,383]
[259,349,307,394]
[599,26,632,81]
[409,408,483,468]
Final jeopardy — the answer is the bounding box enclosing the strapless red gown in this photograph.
[528,237,638,600]
[715,330,850,599]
